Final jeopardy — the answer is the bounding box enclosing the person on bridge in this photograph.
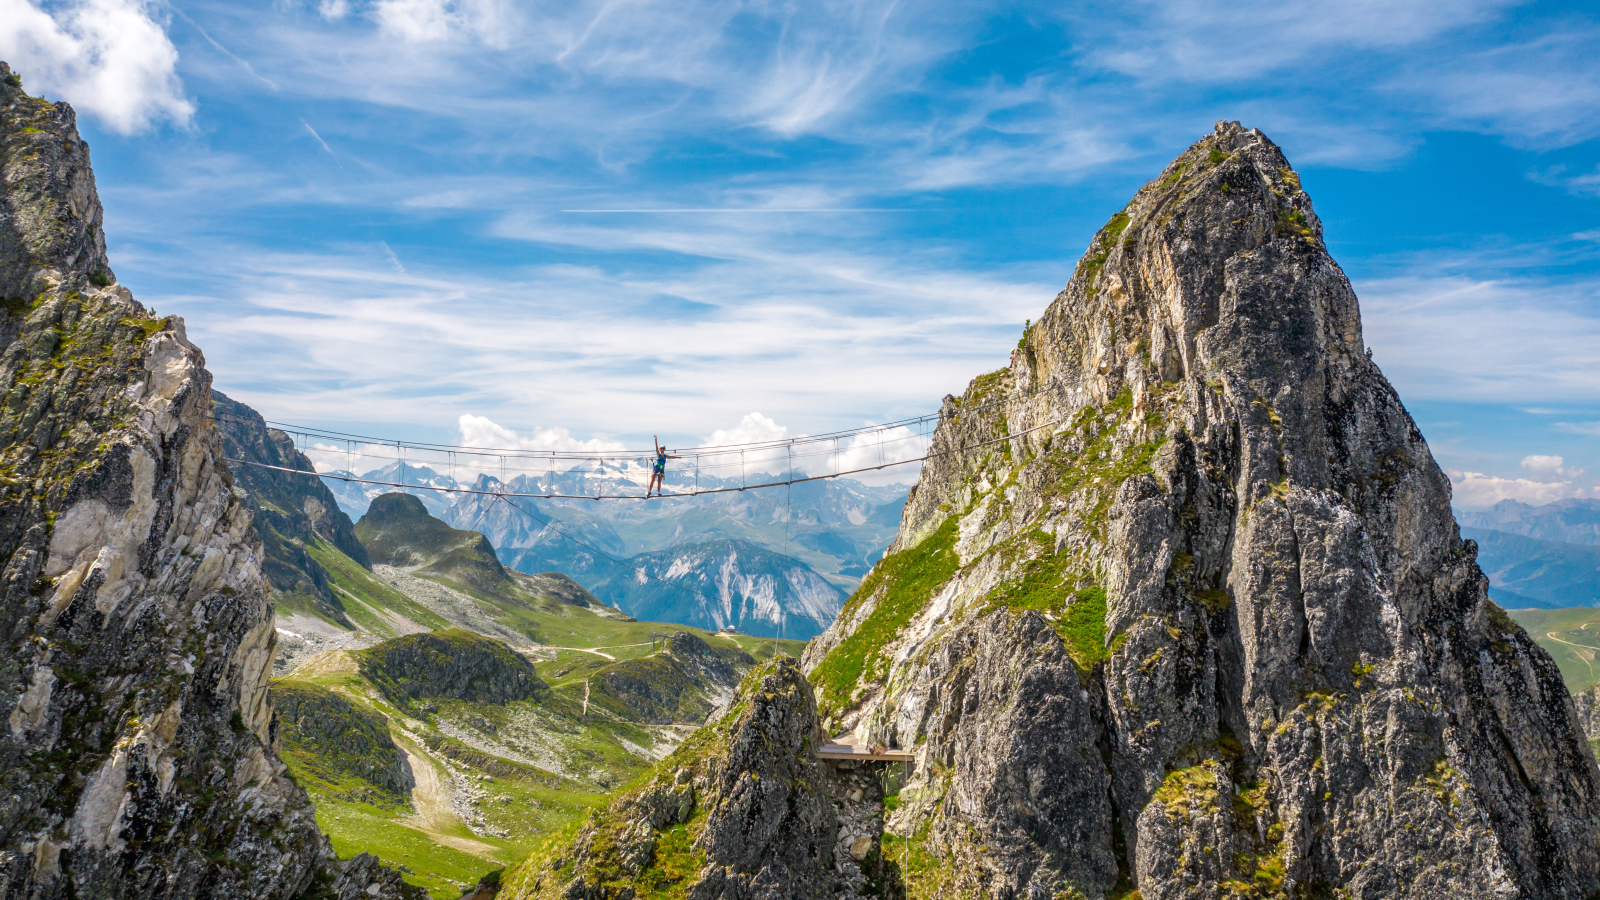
[648,437,679,498]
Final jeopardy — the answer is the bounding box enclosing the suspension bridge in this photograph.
[212,374,1093,632]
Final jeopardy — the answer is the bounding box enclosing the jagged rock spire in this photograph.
[802,121,1600,898]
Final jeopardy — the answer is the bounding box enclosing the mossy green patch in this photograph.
[1274,208,1313,241]
[633,812,710,900]
[811,516,960,717]
[877,824,964,900]
[1077,214,1127,287]
[982,531,1113,672]
[1041,388,1165,540]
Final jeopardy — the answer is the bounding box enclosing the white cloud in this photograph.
[0,0,193,133]
[1447,468,1590,508]
[824,424,931,479]
[1533,164,1600,198]
[1556,422,1600,437]
[1076,0,1516,83]
[1409,29,1600,148]
[457,413,627,455]
[699,412,789,450]
[686,414,930,486]
[1520,454,1581,477]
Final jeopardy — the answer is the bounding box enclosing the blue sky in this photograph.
[3,0,1599,506]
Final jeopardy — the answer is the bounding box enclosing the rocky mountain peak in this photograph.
[0,62,113,300]
[800,123,1600,898]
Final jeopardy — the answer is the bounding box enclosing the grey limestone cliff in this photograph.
[1576,685,1600,754]
[802,121,1600,899]
[0,62,419,900]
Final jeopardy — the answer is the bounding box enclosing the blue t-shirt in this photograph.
[654,454,666,472]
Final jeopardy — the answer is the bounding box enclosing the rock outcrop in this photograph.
[802,122,1600,899]
[1576,685,1600,754]
[499,657,839,900]
[356,629,548,710]
[0,62,419,900]
[589,631,754,725]
[271,679,415,801]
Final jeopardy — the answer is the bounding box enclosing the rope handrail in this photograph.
[208,371,1088,463]
[222,413,1062,501]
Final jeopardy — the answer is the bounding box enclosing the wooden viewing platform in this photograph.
[817,731,914,763]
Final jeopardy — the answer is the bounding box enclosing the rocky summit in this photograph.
[0,62,419,900]
[798,121,1600,898]
[499,121,1600,900]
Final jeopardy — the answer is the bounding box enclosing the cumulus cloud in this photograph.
[686,413,930,486]
[0,0,193,133]
[824,424,930,477]
[457,413,627,455]
[699,412,789,450]
[1447,468,1592,508]
[1521,454,1582,477]
[454,416,633,483]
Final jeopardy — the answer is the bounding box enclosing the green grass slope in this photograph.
[1505,607,1600,693]
[278,625,800,898]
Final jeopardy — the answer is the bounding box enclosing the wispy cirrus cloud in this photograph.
[1358,271,1600,404]
[1073,0,1520,83]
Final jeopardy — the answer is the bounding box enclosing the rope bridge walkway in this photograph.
[214,375,1094,631]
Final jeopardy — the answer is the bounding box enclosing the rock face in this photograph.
[499,657,839,900]
[803,122,1600,899]
[1576,685,1600,752]
[356,629,548,709]
[213,389,370,624]
[0,62,419,900]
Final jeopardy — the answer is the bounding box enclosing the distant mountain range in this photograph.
[1462,526,1600,609]
[1452,499,1600,611]
[317,459,908,599]
[1460,498,1600,546]
[587,538,846,640]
